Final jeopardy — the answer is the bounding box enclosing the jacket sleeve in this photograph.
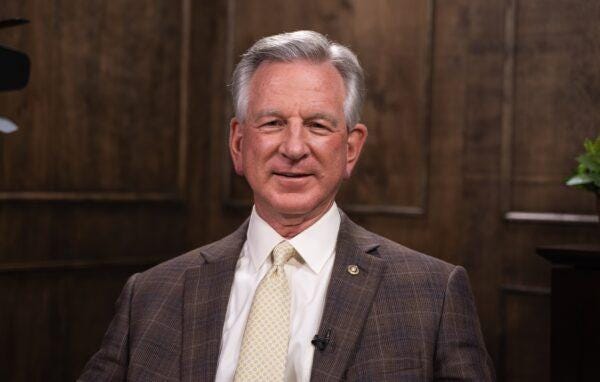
[78,273,139,382]
[433,266,496,381]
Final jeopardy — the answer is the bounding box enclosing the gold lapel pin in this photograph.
[347,264,359,275]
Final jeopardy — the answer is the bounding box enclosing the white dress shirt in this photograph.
[214,203,341,382]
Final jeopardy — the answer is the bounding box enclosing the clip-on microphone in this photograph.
[311,328,333,351]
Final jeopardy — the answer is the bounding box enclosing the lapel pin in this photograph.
[347,264,359,275]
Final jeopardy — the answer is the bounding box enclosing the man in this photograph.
[80,30,494,381]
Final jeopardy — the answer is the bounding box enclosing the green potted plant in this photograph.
[566,136,600,219]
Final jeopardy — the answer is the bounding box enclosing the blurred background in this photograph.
[1,0,598,381]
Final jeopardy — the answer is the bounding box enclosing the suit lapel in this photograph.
[311,214,386,381]
[181,222,248,382]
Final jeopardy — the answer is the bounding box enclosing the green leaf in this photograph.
[577,154,600,172]
[584,137,600,155]
[567,136,600,193]
[566,174,593,186]
[591,173,600,188]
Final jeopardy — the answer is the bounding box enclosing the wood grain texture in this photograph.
[0,266,150,382]
[0,2,192,378]
[499,286,551,382]
[502,0,599,218]
[0,0,187,198]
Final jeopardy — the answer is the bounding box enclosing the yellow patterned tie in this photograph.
[234,241,296,382]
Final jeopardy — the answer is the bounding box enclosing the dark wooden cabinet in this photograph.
[538,245,600,382]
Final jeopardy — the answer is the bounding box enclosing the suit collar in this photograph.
[311,211,386,381]
[181,220,248,382]
[198,219,249,263]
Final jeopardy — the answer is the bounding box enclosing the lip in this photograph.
[272,171,312,178]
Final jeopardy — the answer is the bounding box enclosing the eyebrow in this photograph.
[252,109,339,128]
[252,109,285,122]
[306,113,339,128]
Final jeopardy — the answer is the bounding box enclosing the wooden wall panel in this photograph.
[0,265,151,381]
[495,1,600,379]
[0,1,195,380]
[460,0,506,366]
[502,0,599,221]
[440,1,599,379]
[499,287,550,382]
[0,203,187,263]
[224,0,434,214]
[0,0,188,200]
[0,0,191,265]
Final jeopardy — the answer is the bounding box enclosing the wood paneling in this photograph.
[0,264,153,382]
[0,1,194,379]
[501,0,600,221]
[0,0,189,199]
[224,0,434,215]
[499,286,550,382]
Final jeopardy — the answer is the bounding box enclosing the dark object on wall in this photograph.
[538,245,600,382]
[0,18,30,91]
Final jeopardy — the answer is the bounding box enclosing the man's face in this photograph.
[229,60,367,224]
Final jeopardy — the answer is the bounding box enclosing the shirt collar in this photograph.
[246,202,341,274]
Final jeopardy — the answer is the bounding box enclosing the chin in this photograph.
[263,193,328,218]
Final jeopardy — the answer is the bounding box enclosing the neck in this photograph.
[255,202,334,239]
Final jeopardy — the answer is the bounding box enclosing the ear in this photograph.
[229,117,244,175]
[344,123,368,179]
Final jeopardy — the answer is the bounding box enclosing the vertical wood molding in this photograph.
[500,0,516,216]
[418,0,436,217]
[0,0,191,203]
[221,0,436,216]
[221,0,237,211]
[499,0,598,224]
[177,0,192,201]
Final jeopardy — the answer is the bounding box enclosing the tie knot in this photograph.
[271,241,295,266]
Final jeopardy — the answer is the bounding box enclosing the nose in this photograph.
[279,120,309,161]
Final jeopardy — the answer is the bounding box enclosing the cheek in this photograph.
[316,138,348,168]
[242,135,273,172]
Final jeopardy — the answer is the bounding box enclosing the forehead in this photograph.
[246,60,346,115]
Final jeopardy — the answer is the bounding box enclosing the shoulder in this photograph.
[339,214,458,297]
[341,214,455,275]
[133,247,204,287]
[119,225,246,326]
[135,221,248,285]
[375,233,456,277]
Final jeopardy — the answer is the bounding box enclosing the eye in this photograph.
[307,121,333,133]
[261,119,284,127]
[256,119,284,131]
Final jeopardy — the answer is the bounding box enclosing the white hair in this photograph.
[231,30,365,130]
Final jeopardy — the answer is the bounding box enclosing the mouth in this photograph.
[273,171,312,178]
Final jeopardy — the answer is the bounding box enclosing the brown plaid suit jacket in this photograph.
[79,213,495,381]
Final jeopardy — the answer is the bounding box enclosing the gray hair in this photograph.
[231,30,365,130]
